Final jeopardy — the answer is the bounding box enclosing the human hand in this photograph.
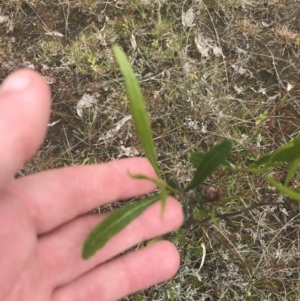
[0,70,183,301]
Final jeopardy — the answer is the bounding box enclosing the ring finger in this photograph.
[52,240,180,301]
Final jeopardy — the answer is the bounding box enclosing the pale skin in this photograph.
[0,70,183,301]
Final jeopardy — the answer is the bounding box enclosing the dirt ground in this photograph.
[1,0,300,300]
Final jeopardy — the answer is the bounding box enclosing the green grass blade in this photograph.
[254,136,300,166]
[285,159,300,186]
[196,205,206,221]
[184,140,233,192]
[210,206,220,229]
[113,46,160,176]
[263,174,300,202]
[82,195,161,259]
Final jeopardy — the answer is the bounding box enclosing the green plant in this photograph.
[81,46,300,260]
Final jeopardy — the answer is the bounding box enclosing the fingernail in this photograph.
[0,72,32,93]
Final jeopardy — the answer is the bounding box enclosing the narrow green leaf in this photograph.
[188,152,205,167]
[82,195,160,259]
[147,237,162,246]
[129,172,168,216]
[184,140,233,192]
[223,195,244,203]
[113,46,160,176]
[189,152,233,171]
[263,174,300,202]
[285,159,300,186]
[157,181,168,218]
[166,177,180,190]
[128,173,158,185]
[254,136,300,166]
[166,177,181,196]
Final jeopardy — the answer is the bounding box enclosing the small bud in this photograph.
[203,186,223,204]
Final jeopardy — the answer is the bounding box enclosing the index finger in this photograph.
[5,158,157,233]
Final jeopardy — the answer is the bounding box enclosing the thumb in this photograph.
[0,69,51,188]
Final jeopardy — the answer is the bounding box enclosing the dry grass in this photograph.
[275,25,300,44]
[1,0,300,300]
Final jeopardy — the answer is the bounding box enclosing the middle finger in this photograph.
[38,197,183,288]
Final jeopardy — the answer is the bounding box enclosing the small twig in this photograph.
[256,40,286,90]
[196,201,287,224]
[268,47,285,90]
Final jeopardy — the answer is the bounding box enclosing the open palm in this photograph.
[0,70,183,301]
